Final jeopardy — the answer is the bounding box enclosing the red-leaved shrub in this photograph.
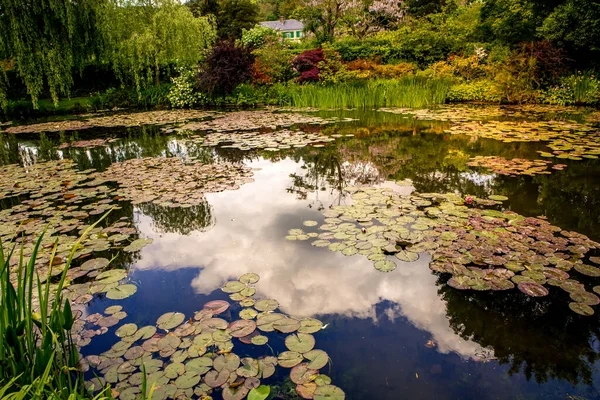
[292,49,324,83]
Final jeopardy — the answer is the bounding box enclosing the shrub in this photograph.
[197,41,255,96]
[318,45,347,84]
[448,55,489,81]
[252,46,297,84]
[241,25,280,49]
[292,49,324,83]
[373,63,416,78]
[541,72,600,106]
[168,68,205,108]
[446,80,502,102]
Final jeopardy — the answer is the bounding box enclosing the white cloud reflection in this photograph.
[132,157,487,360]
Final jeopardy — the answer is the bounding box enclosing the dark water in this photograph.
[2,109,600,399]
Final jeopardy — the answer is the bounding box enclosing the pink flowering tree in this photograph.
[343,0,405,38]
[302,0,404,41]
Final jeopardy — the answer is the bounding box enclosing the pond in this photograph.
[1,106,600,400]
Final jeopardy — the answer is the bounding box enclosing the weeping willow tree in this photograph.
[101,0,217,96]
[0,0,105,108]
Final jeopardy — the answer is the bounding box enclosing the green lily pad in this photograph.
[186,357,213,374]
[81,257,109,271]
[116,323,138,338]
[106,284,137,300]
[123,238,153,252]
[240,272,260,284]
[277,351,303,368]
[240,308,258,320]
[374,260,396,272]
[314,385,345,400]
[273,318,301,333]
[298,318,323,334]
[237,357,259,378]
[285,333,315,354]
[221,281,246,293]
[395,250,419,262]
[214,354,240,372]
[175,372,201,389]
[304,350,329,370]
[251,335,268,345]
[254,299,279,312]
[157,312,185,330]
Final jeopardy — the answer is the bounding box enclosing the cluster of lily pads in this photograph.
[0,160,148,273]
[378,104,593,122]
[83,273,345,400]
[445,120,599,160]
[289,186,600,316]
[173,111,346,133]
[180,129,351,152]
[3,110,214,134]
[467,156,566,176]
[94,157,255,206]
[58,138,119,149]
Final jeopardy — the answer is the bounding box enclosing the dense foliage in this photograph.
[1,0,599,112]
[197,41,255,96]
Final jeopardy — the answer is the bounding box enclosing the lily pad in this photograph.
[291,363,318,385]
[278,351,303,368]
[228,319,257,338]
[222,281,246,293]
[285,333,316,354]
[204,300,230,315]
[569,302,594,316]
[304,350,329,370]
[254,299,279,312]
[517,282,549,297]
[157,312,185,330]
[106,284,137,300]
[240,272,260,284]
[314,385,345,400]
[123,238,153,252]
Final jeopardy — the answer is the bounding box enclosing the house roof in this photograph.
[259,19,304,31]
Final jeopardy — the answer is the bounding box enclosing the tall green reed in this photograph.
[0,212,114,398]
[288,78,452,109]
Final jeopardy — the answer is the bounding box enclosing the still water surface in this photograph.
[2,108,600,399]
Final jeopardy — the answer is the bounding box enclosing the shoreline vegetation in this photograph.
[2,74,598,121]
[1,1,599,120]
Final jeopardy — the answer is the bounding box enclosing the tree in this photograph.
[216,0,260,39]
[0,0,105,107]
[538,0,600,56]
[342,0,405,38]
[405,0,445,16]
[101,0,216,95]
[478,0,538,45]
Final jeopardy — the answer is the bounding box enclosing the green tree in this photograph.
[478,0,538,45]
[0,0,105,108]
[101,0,216,95]
[216,0,260,39]
[538,0,600,54]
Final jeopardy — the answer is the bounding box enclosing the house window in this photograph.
[296,31,301,38]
